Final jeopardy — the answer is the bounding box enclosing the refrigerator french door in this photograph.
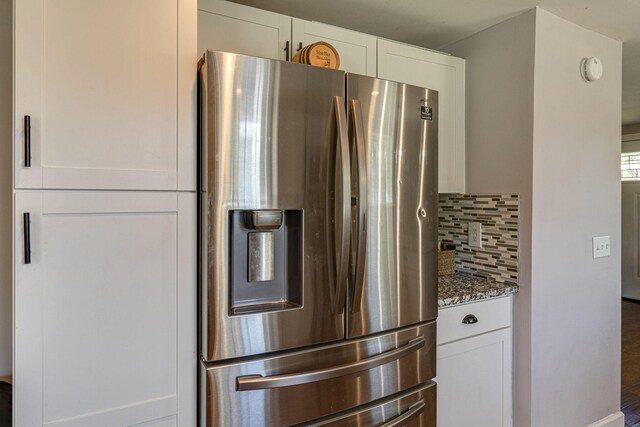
[199,51,348,363]
[198,51,438,426]
[345,73,438,339]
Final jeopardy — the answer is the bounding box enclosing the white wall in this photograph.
[531,9,622,426]
[0,0,12,377]
[447,10,536,427]
[448,7,622,427]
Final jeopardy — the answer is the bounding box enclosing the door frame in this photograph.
[622,133,640,300]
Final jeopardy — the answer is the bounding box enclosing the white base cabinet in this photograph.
[436,297,513,427]
[14,191,196,426]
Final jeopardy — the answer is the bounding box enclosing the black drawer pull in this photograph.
[462,314,478,325]
[24,115,31,167]
[23,212,31,264]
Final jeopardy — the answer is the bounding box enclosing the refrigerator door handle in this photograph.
[332,96,351,315]
[380,400,426,427]
[236,336,425,391]
[349,99,367,313]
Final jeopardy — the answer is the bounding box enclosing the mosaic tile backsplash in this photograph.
[438,194,519,283]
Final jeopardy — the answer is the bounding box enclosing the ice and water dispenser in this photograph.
[228,209,303,315]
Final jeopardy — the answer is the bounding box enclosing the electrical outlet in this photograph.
[592,236,610,258]
[468,222,482,248]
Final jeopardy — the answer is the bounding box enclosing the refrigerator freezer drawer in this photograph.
[201,322,436,426]
[303,382,436,427]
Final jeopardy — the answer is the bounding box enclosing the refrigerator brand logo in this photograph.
[420,106,433,121]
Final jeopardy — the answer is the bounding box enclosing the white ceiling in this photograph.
[230,0,640,125]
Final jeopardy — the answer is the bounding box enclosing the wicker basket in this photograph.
[438,250,455,276]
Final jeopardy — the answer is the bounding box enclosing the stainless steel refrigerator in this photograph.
[198,50,438,426]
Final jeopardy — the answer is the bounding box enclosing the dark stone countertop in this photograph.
[438,273,519,308]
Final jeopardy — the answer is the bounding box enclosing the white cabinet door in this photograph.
[436,328,512,427]
[14,0,196,191]
[377,39,465,193]
[198,0,291,60]
[14,191,196,426]
[292,19,376,76]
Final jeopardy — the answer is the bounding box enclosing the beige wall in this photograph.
[531,9,622,426]
[448,7,622,427]
[446,10,536,426]
[0,0,11,377]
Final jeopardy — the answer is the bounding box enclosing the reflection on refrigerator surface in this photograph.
[198,51,439,426]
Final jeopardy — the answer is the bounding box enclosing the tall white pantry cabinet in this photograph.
[12,0,198,426]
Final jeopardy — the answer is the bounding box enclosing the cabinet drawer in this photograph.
[437,297,511,345]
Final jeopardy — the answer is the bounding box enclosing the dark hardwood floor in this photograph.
[622,299,640,426]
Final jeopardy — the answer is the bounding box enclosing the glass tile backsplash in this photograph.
[438,194,519,283]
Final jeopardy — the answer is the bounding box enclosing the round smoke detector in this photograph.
[581,57,603,82]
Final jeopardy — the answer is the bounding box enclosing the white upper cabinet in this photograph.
[197,1,376,75]
[198,0,291,60]
[377,39,466,193]
[292,19,377,76]
[14,191,196,426]
[14,0,196,191]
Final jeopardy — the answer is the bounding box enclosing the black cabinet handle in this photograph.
[462,314,478,325]
[24,115,31,167]
[23,213,31,264]
[284,41,290,61]
[297,42,302,51]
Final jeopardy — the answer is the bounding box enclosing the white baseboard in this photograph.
[587,412,624,427]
